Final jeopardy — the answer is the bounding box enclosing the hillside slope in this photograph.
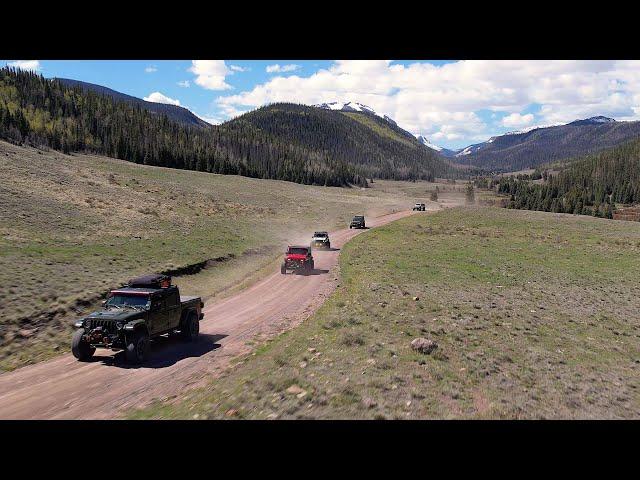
[55,78,210,128]
[495,136,640,216]
[0,68,453,186]
[454,117,640,171]
[230,103,454,181]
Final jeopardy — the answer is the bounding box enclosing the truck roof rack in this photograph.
[127,274,172,288]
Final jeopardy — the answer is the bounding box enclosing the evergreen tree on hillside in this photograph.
[465,183,475,204]
[0,68,453,187]
[494,136,640,219]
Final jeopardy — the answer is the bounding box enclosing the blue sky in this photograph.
[2,60,639,150]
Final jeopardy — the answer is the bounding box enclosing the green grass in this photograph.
[341,112,417,148]
[0,140,441,372]
[129,207,640,419]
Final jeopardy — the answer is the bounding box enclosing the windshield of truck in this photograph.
[313,233,327,238]
[353,216,364,221]
[106,294,150,308]
[288,247,308,255]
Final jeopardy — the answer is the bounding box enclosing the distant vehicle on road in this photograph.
[281,246,315,274]
[350,215,366,229]
[413,203,426,211]
[71,274,203,364]
[311,231,331,250]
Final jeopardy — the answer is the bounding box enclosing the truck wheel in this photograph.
[309,260,315,272]
[126,330,149,364]
[280,264,287,274]
[71,329,95,361]
[181,312,199,342]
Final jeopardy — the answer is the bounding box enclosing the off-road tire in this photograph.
[71,329,95,361]
[181,311,199,342]
[281,264,287,274]
[126,330,149,364]
[309,259,315,271]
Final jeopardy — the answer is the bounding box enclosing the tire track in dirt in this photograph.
[0,208,425,419]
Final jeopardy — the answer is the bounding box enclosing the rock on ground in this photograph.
[411,338,438,354]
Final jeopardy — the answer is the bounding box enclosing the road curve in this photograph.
[0,209,419,419]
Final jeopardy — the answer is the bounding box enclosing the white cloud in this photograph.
[215,60,640,148]
[177,80,190,88]
[7,60,41,71]
[145,66,158,73]
[266,64,301,73]
[218,103,248,119]
[502,112,534,128]
[193,112,221,125]
[230,65,249,72]
[143,92,181,106]
[188,60,233,90]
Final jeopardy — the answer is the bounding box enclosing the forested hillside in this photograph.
[230,104,453,181]
[493,137,640,218]
[0,68,452,187]
[56,78,210,128]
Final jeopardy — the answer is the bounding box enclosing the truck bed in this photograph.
[180,295,201,305]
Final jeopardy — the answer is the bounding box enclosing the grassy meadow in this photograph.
[130,207,640,419]
[0,140,448,371]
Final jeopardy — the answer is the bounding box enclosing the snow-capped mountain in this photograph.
[454,117,618,159]
[450,115,640,172]
[314,101,454,156]
[568,116,616,126]
[315,101,401,127]
[315,101,378,115]
[415,135,441,151]
[415,135,459,157]
[502,122,566,137]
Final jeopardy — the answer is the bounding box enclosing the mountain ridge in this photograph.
[0,69,454,187]
[55,78,210,128]
[450,116,640,171]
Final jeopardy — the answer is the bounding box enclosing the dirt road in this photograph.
[0,209,422,419]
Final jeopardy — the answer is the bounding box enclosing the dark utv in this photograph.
[350,215,366,229]
[71,274,204,364]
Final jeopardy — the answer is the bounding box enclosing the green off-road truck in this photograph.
[71,274,204,364]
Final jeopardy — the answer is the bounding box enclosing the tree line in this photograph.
[0,68,369,187]
[486,138,640,219]
[0,68,453,187]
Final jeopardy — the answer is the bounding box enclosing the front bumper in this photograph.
[81,328,126,350]
[284,260,306,270]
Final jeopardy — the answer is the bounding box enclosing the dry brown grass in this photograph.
[0,140,443,371]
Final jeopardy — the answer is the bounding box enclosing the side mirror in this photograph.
[101,300,107,307]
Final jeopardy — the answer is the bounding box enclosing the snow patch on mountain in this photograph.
[503,122,565,136]
[315,101,377,115]
[569,116,616,126]
[315,102,403,130]
[415,134,443,152]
